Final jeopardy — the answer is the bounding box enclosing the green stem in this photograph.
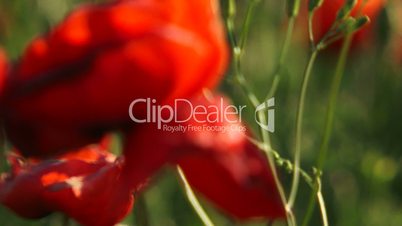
[239,0,259,51]
[227,0,238,48]
[301,186,316,226]
[308,12,315,49]
[258,112,295,226]
[233,32,294,226]
[227,0,260,109]
[233,65,260,109]
[287,49,319,209]
[317,190,329,226]
[226,2,294,225]
[248,137,315,187]
[301,34,353,226]
[267,16,296,99]
[177,167,215,226]
[317,34,353,170]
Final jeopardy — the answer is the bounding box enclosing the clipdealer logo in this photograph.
[128,97,275,133]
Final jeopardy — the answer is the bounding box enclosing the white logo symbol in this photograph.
[255,98,275,132]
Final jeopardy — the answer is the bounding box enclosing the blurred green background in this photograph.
[0,0,401,226]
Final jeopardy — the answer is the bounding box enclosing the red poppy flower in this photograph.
[313,0,385,46]
[0,0,284,222]
[1,0,228,157]
[0,140,134,226]
[122,94,285,220]
[1,93,286,222]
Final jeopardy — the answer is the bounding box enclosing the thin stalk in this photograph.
[300,177,329,226]
[317,191,329,226]
[239,0,259,51]
[308,12,315,49]
[233,61,260,109]
[301,188,316,226]
[267,16,296,99]
[226,1,294,225]
[177,167,215,226]
[248,137,315,187]
[301,34,353,226]
[232,37,294,226]
[317,34,353,170]
[229,0,260,109]
[258,111,296,226]
[227,0,238,48]
[287,49,319,209]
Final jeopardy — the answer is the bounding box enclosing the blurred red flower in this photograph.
[0,139,134,226]
[122,94,286,220]
[1,93,286,222]
[1,0,228,157]
[0,0,285,223]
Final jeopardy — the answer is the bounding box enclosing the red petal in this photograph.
[172,95,285,219]
[176,141,285,219]
[0,48,7,99]
[2,0,227,157]
[0,142,134,226]
[121,94,286,220]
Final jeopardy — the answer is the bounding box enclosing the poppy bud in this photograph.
[313,0,385,46]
